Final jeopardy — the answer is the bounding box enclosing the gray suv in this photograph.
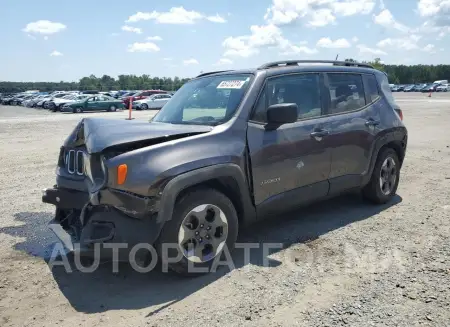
[42,60,407,275]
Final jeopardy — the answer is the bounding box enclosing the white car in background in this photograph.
[132,93,172,110]
[436,84,449,92]
[48,94,90,111]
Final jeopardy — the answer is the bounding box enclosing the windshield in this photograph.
[152,74,251,126]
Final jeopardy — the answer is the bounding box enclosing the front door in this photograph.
[324,72,381,194]
[247,73,332,216]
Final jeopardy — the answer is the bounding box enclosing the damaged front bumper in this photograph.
[42,186,164,261]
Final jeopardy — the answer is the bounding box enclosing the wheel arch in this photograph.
[157,164,256,226]
[362,128,407,186]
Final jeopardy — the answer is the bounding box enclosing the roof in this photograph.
[194,60,378,79]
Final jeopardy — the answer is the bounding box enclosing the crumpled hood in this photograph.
[64,117,213,154]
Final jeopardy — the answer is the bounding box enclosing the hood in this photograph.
[64,118,213,154]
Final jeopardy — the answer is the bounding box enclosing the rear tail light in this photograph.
[395,108,403,121]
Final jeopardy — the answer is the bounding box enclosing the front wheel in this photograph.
[141,103,148,110]
[363,148,400,204]
[109,105,117,112]
[156,188,238,276]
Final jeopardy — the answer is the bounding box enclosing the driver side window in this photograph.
[251,73,322,123]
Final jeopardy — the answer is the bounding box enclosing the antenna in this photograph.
[335,54,339,60]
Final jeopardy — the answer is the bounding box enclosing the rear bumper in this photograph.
[42,186,164,261]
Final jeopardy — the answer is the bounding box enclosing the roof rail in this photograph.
[196,70,233,78]
[257,60,374,69]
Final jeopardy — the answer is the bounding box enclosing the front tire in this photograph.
[109,105,117,112]
[156,188,238,276]
[363,148,400,204]
[141,103,148,110]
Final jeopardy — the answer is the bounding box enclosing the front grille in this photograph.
[64,149,84,176]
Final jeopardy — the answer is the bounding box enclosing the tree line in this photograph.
[1,60,449,93]
[0,74,191,93]
[346,58,449,84]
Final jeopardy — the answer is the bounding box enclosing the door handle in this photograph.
[310,129,330,139]
[365,119,380,127]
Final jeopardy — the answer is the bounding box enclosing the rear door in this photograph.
[247,73,332,214]
[324,72,381,194]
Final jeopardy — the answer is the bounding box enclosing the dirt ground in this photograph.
[0,94,449,327]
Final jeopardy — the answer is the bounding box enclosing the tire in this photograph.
[362,148,400,204]
[109,105,117,112]
[141,103,148,110]
[73,107,83,113]
[156,188,239,276]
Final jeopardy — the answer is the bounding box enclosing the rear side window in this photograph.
[327,73,366,114]
[363,74,380,103]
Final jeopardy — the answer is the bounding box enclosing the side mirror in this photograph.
[266,103,298,126]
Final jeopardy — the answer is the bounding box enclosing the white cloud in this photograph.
[127,42,160,52]
[423,44,436,53]
[206,14,227,23]
[316,37,351,48]
[23,20,66,35]
[50,51,63,57]
[376,35,422,50]
[121,25,142,34]
[223,23,319,58]
[352,36,359,42]
[280,44,318,55]
[373,9,409,32]
[126,7,225,24]
[163,57,172,61]
[147,36,162,41]
[223,24,285,57]
[331,0,375,16]
[417,0,450,28]
[307,9,336,27]
[264,0,375,27]
[214,58,233,66]
[379,0,385,10]
[357,44,387,55]
[183,58,199,65]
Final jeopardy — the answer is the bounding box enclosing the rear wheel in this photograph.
[73,107,83,113]
[156,188,238,276]
[363,148,400,204]
[109,105,117,112]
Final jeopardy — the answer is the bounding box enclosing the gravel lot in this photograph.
[0,93,449,327]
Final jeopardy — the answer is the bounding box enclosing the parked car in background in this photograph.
[42,93,72,108]
[61,95,125,113]
[391,85,405,92]
[421,83,439,92]
[412,84,427,92]
[436,84,449,92]
[132,93,172,110]
[403,84,415,92]
[48,94,91,111]
[122,89,168,108]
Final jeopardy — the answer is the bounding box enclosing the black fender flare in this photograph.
[156,163,256,225]
[362,127,407,186]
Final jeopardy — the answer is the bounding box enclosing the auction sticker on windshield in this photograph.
[217,80,246,89]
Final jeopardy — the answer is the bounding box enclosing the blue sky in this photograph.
[1,0,449,82]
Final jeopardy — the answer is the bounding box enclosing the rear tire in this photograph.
[362,148,400,204]
[156,188,239,276]
[109,105,117,112]
[73,107,83,113]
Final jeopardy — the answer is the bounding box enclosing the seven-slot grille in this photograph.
[64,149,84,175]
